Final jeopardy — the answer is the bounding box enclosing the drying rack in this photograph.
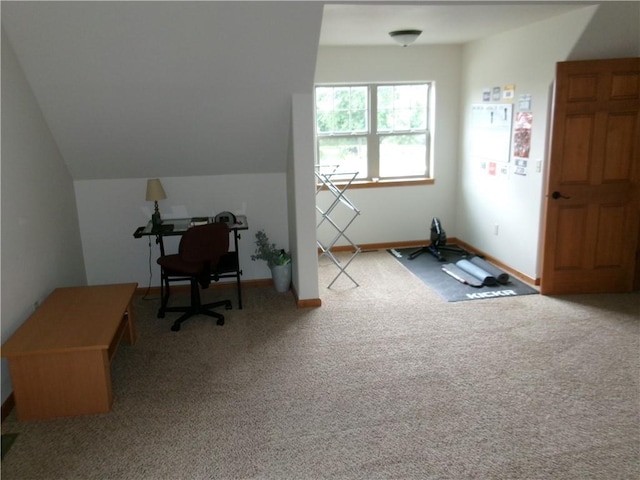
[315,165,361,288]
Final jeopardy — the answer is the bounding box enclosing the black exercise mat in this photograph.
[388,247,538,302]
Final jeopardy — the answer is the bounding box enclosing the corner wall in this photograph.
[289,94,319,302]
[74,174,290,288]
[457,6,598,280]
[315,45,463,248]
[457,3,640,280]
[1,29,87,403]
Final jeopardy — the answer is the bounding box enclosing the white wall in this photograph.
[457,3,639,280]
[314,45,462,247]
[289,94,320,301]
[1,30,87,403]
[74,97,321,304]
[74,174,290,290]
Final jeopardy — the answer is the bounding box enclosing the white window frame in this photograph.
[314,82,432,185]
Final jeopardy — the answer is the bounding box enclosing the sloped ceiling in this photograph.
[1,1,324,180]
[2,1,593,181]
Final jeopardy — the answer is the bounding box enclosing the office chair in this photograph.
[409,217,470,262]
[157,222,232,332]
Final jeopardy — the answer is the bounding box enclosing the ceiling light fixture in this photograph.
[389,29,422,47]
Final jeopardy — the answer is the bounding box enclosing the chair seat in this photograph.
[157,254,204,276]
[159,252,238,279]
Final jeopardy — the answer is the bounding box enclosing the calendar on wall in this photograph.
[470,103,513,177]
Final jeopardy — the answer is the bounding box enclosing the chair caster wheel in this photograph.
[217,319,225,326]
[171,323,181,332]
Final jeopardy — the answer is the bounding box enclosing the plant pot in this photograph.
[270,263,291,293]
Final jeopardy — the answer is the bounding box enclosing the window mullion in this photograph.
[368,85,379,179]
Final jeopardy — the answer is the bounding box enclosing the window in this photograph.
[315,83,431,182]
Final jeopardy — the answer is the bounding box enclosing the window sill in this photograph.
[317,177,434,190]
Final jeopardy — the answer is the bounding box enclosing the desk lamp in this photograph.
[146,178,167,228]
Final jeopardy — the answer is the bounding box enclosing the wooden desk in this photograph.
[1,283,137,420]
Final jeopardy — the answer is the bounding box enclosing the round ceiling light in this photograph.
[389,29,422,47]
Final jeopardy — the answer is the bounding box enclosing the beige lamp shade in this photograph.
[146,178,167,202]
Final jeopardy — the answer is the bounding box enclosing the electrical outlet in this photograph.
[494,224,499,236]
[33,300,39,311]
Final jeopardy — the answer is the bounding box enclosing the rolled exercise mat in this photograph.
[468,256,510,284]
[455,259,498,286]
[442,264,483,287]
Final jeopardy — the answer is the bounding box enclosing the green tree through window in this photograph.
[315,83,431,181]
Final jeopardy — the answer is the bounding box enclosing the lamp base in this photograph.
[151,212,162,228]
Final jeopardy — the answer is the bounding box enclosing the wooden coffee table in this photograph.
[2,283,137,420]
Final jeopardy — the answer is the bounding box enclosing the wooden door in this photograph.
[540,58,640,295]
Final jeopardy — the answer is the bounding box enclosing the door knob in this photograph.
[551,191,570,200]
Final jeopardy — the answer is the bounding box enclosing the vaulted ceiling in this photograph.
[2,1,592,180]
[2,1,324,180]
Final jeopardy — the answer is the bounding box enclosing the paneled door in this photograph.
[540,58,640,294]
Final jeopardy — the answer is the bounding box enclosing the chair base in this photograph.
[165,299,232,331]
[408,244,469,262]
[159,277,232,331]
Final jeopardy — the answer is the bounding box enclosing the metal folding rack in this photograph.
[315,165,361,288]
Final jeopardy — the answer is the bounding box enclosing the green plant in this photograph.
[250,230,291,266]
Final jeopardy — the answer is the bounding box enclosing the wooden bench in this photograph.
[2,283,137,420]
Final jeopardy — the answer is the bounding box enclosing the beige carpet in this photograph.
[2,251,639,479]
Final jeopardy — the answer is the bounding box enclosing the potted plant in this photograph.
[251,230,292,292]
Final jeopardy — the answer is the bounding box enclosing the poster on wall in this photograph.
[514,159,528,176]
[512,112,533,158]
[512,111,533,176]
[470,103,514,177]
[518,94,532,111]
[503,84,515,101]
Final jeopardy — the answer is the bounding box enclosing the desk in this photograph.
[133,216,247,309]
[1,283,137,420]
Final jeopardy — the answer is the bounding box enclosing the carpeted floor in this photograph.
[1,433,18,460]
[1,251,639,479]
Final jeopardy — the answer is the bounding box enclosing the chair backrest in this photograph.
[178,222,229,264]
